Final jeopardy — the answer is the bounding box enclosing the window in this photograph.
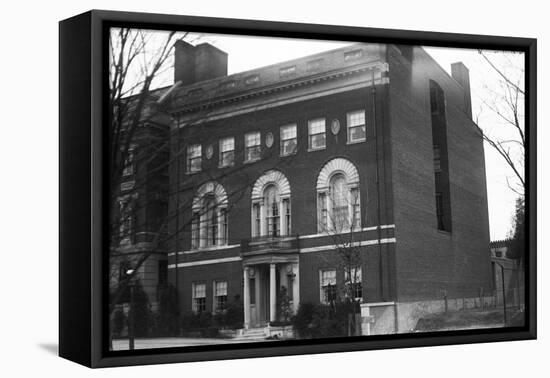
[220,208,228,245]
[344,49,363,61]
[122,148,135,176]
[330,174,349,231]
[283,198,291,235]
[347,110,366,143]
[187,144,201,173]
[345,267,362,301]
[251,170,291,238]
[244,74,260,85]
[265,185,280,237]
[316,158,361,233]
[192,283,206,313]
[191,211,200,249]
[245,132,261,162]
[214,281,228,312]
[252,203,261,237]
[436,192,444,230]
[119,198,134,244]
[158,260,168,287]
[318,192,328,232]
[219,137,235,167]
[203,195,218,247]
[306,59,323,72]
[280,124,297,156]
[308,118,326,150]
[320,269,337,304]
[280,65,296,78]
[433,145,441,172]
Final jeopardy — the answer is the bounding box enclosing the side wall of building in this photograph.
[387,45,493,303]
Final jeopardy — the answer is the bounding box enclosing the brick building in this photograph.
[144,40,493,334]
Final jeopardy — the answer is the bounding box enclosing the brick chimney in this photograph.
[451,62,472,118]
[174,41,228,86]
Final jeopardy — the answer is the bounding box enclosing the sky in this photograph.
[116,29,524,240]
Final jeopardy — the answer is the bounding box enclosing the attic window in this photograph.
[188,88,203,97]
[244,75,260,85]
[344,49,363,61]
[307,59,323,72]
[220,81,236,90]
[280,65,296,78]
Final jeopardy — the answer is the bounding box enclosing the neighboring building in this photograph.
[490,239,523,307]
[110,92,171,311]
[151,40,493,334]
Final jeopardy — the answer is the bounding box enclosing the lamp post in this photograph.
[494,262,507,325]
[126,268,135,350]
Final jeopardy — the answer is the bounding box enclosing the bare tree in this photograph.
[476,50,525,197]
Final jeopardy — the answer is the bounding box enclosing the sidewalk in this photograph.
[112,336,268,351]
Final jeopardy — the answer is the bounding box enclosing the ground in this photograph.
[112,336,272,351]
[413,308,525,332]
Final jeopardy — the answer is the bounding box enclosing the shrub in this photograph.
[112,308,127,338]
[153,284,180,337]
[292,300,359,339]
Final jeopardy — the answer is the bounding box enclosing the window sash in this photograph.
[187,144,202,172]
[281,125,297,156]
[347,110,366,142]
[245,145,261,161]
[309,133,326,150]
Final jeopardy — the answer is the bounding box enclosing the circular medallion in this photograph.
[205,144,214,159]
[331,119,341,135]
[266,132,274,148]
[286,265,293,274]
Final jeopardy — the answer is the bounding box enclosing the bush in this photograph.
[292,300,359,339]
[112,308,127,338]
[130,279,154,337]
[153,284,180,337]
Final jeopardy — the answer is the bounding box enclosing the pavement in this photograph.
[112,336,268,351]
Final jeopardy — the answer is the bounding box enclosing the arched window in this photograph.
[317,158,361,233]
[192,181,228,249]
[251,170,291,238]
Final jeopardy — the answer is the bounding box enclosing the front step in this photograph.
[234,327,268,340]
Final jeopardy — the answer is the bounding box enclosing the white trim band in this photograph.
[168,256,242,269]
[300,238,396,254]
[298,224,395,239]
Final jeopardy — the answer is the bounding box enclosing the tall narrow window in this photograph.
[345,267,362,301]
[220,208,228,245]
[187,144,202,173]
[350,188,361,229]
[203,195,218,246]
[433,145,441,172]
[265,185,280,237]
[318,192,328,232]
[435,192,444,230]
[429,80,452,232]
[122,148,135,176]
[245,132,261,162]
[320,269,337,304]
[219,137,235,167]
[283,198,291,235]
[308,118,326,150]
[253,203,261,237]
[330,174,349,231]
[192,283,206,313]
[214,281,228,312]
[347,110,366,143]
[119,198,134,244]
[280,124,297,156]
[191,211,200,249]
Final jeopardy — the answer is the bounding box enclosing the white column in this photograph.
[270,263,276,323]
[243,267,250,329]
[292,263,300,313]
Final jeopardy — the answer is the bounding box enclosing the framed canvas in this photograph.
[59,10,537,368]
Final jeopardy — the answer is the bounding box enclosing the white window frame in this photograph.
[344,267,363,301]
[280,124,297,156]
[308,118,326,151]
[187,144,202,173]
[319,269,337,304]
[244,131,261,163]
[219,137,235,168]
[192,282,206,313]
[347,110,366,144]
[213,280,228,312]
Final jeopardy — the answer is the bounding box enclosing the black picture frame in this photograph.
[59,9,537,368]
